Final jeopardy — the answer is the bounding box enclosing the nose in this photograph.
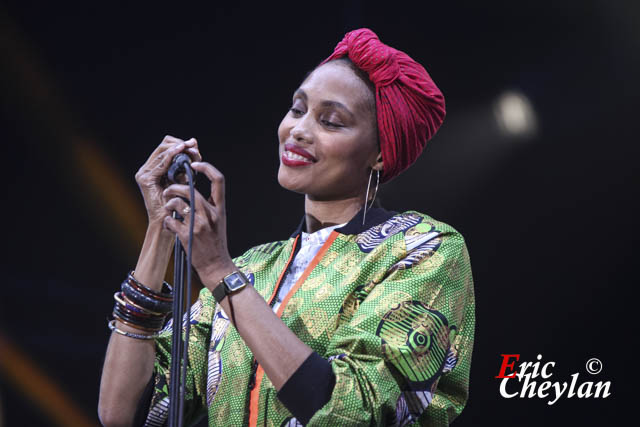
[290,115,313,143]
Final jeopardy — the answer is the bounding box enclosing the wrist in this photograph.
[200,260,239,292]
[134,224,174,290]
[143,222,174,253]
[148,219,172,240]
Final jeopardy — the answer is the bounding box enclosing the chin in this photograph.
[277,166,307,195]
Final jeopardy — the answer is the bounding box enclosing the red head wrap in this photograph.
[322,28,446,183]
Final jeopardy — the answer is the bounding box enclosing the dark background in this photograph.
[0,1,637,425]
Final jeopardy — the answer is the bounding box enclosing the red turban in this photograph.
[322,28,446,183]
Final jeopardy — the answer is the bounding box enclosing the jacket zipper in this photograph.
[247,236,301,390]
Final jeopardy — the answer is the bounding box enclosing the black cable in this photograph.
[169,231,184,427]
[168,164,196,427]
[177,167,196,427]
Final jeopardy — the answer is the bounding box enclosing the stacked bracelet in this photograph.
[121,272,174,314]
[113,297,167,330]
[110,271,174,337]
[108,320,158,340]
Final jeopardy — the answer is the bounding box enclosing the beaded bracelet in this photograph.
[108,320,158,340]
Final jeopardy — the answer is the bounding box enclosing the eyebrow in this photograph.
[293,89,356,120]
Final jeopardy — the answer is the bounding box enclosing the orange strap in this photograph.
[248,231,339,426]
[276,231,338,318]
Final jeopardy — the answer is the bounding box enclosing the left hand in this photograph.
[162,161,235,287]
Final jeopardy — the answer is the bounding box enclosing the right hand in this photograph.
[135,135,202,228]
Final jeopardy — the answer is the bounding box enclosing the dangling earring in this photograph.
[362,169,380,226]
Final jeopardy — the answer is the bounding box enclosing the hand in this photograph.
[161,162,235,287]
[135,135,202,230]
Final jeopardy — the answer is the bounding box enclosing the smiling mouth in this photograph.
[283,150,314,163]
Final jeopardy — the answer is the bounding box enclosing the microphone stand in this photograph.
[168,228,185,427]
[167,162,195,427]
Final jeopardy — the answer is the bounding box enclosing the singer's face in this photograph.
[277,61,379,201]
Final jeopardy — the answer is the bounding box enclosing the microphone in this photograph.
[167,153,192,184]
[166,153,195,222]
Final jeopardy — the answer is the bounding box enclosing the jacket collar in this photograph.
[290,206,397,238]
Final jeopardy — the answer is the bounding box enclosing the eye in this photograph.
[321,119,342,128]
[320,119,340,128]
[289,98,306,117]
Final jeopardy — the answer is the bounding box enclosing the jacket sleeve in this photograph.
[308,230,475,426]
[140,290,214,426]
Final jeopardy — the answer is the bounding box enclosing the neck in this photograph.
[304,194,365,234]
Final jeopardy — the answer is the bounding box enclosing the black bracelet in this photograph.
[112,313,164,333]
[121,280,174,313]
[113,301,166,324]
[127,272,173,302]
[114,292,164,316]
[113,304,165,327]
[113,305,166,331]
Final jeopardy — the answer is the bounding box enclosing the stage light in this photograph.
[494,90,538,138]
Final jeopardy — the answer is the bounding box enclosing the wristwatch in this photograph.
[213,270,250,303]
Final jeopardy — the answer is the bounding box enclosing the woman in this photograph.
[99,29,475,426]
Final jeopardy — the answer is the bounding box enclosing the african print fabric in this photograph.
[273,221,347,313]
[144,209,475,426]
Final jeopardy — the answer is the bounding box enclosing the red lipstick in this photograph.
[282,142,317,167]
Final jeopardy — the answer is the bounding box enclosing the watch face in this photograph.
[224,272,248,292]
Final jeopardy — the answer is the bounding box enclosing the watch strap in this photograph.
[212,280,229,303]
[212,270,249,304]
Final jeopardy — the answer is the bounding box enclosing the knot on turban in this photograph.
[322,28,446,183]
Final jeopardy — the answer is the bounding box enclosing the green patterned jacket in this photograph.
[142,207,475,426]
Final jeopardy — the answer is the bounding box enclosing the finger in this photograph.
[162,184,189,202]
[164,197,192,218]
[145,142,182,173]
[152,142,192,176]
[150,135,185,160]
[163,215,187,239]
[185,147,202,163]
[179,137,201,163]
[191,162,225,207]
[148,136,196,168]
[163,184,209,211]
[137,137,183,180]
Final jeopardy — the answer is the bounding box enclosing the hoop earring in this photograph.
[362,169,380,226]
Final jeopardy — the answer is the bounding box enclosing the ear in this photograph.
[371,151,384,172]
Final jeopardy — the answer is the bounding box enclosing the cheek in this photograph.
[277,115,291,142]
[324,136,370,168]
